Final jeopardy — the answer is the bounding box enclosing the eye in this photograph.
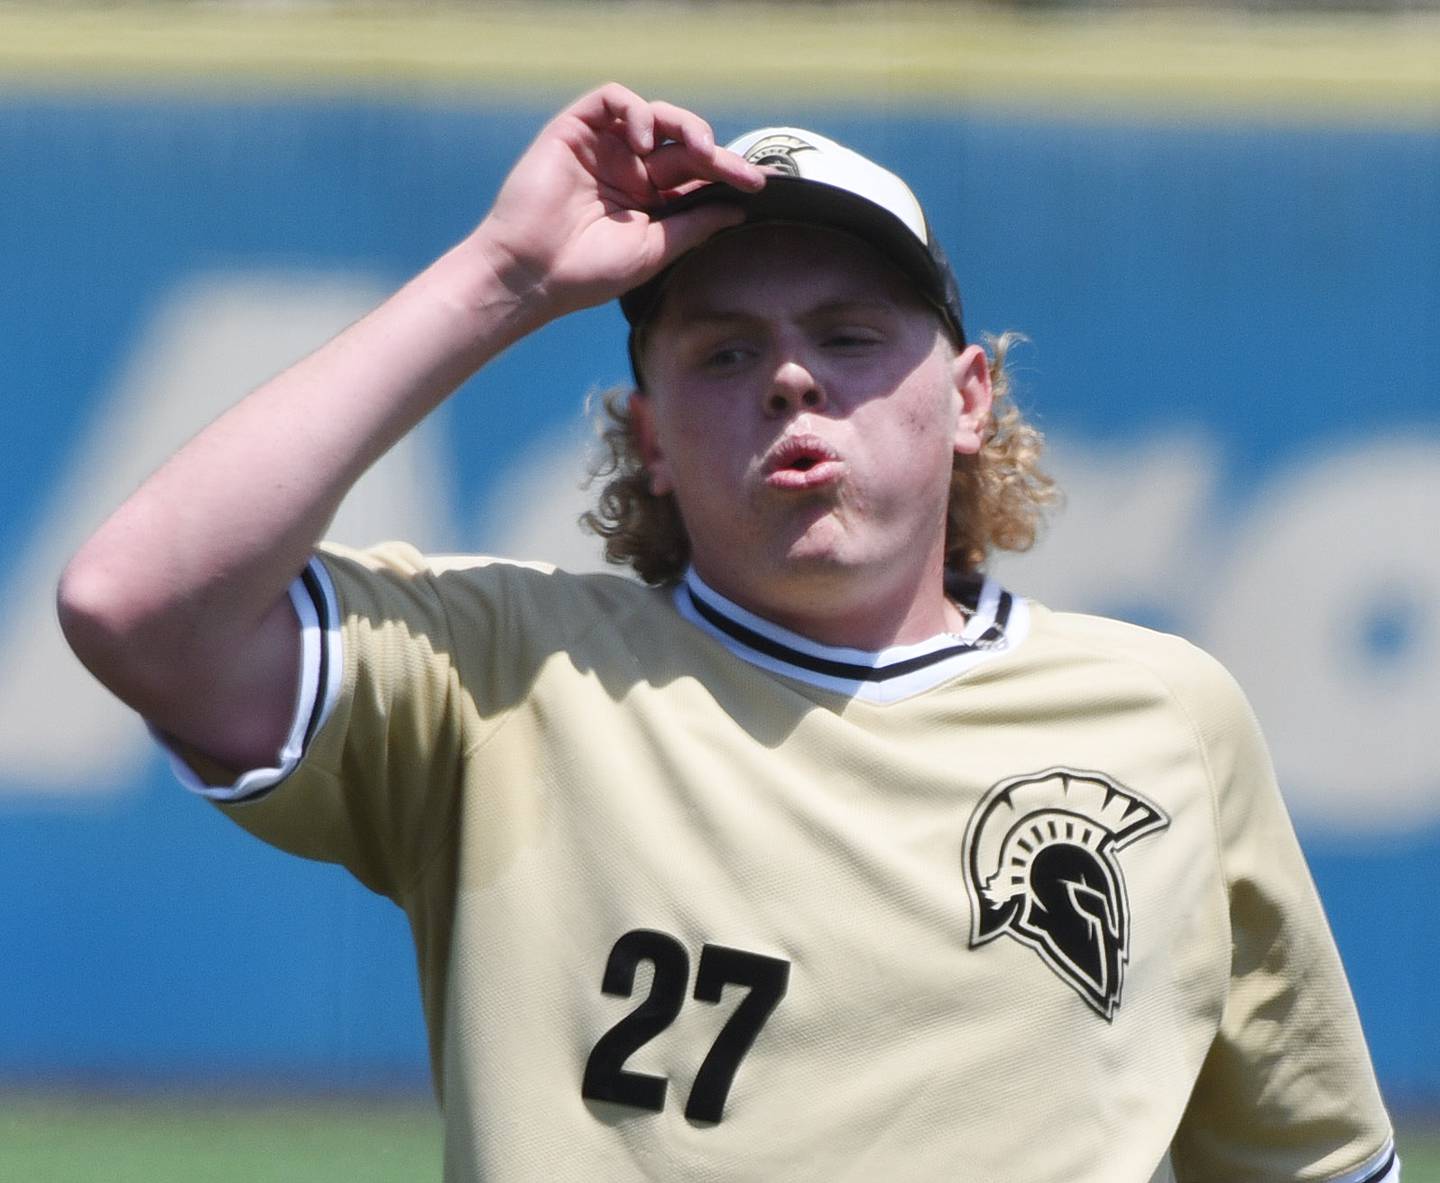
[822,327,884,350]
[702,344,756,372]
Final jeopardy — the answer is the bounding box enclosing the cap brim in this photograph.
[619,176,961,340]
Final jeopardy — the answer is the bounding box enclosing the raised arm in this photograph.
[57,83,763,774]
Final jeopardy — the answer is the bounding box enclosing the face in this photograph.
[632,224,993,637]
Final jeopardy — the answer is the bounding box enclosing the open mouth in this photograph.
[767,434,839,473]
[764,435,843,488]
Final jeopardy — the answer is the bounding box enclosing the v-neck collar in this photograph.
[674,567,1029,704]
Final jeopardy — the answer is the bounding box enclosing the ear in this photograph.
[628,391,675,496]
[950,344,994,457]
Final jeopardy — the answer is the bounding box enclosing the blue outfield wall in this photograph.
[1,93,1437,1104]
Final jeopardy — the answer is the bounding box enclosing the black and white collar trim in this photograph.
[674,568,1029,704]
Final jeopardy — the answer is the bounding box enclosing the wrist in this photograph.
[447,227,562,343]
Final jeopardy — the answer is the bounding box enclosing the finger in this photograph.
[643,141,765,195]
[566,87,762,197]
[591,137,669,209]
[648,100,715,156]
[645,103,765,192]
[642,142,718,193]
[711,146,768,192]
[573,82,656,154]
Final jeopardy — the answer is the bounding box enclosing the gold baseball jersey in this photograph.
[170,541,1397,1183]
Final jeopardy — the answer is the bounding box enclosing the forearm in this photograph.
[58,232,540,709]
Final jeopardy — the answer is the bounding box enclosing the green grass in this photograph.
[0,1094,1436,1181]
[0,1094,443,1183]
[1400,1129,1440,1181]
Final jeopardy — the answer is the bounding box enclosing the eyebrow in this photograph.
[670,298,899,329]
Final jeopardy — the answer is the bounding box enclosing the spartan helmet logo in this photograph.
[962,768,1169,1020]
[741,133,816,177]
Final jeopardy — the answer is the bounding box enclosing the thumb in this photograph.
[647,203,747,275]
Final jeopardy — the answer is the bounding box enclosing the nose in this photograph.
[765,358,826,418]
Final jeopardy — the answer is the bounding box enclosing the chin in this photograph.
[773,542,870,588]
[776,519,848,564]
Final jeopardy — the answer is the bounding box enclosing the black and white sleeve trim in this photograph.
[674,566,1029,704]
[1332,1140,1399,1183]
[156,556,343,803]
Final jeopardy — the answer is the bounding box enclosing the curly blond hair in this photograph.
[581,332,1057,584]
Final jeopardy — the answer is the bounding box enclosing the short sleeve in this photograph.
[205,541,482,899]
[157,558,342,805]
[1170,662,1395,1182]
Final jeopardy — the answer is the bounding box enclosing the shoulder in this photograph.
[1017,599,1291,873]
[317,541,658,608]
[1023,600,1259,740]
[313,540,681,653]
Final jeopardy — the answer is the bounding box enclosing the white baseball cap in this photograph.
[621,126,967,381]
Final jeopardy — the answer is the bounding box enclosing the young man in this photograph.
[59,84,1397,1182]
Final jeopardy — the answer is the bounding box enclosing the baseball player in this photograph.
[59,84,1398,1181]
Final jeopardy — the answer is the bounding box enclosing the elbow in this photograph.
[57,551,125,671]
[56,548,166,695]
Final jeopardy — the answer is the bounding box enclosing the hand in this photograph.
[472,83,766,323]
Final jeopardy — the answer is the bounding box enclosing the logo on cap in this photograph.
[741,133,816,177]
